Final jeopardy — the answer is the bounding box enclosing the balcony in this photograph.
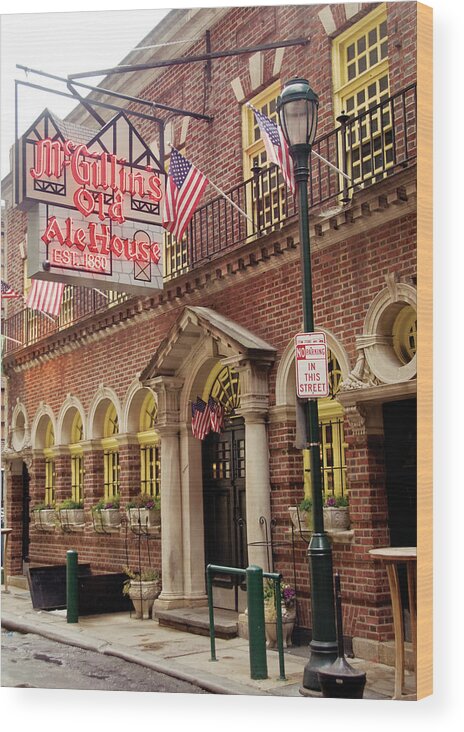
[2,85,416,356]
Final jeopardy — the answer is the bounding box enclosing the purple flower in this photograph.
[326,496,337,507]
[282,585,296,602]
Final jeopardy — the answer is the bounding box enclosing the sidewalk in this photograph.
[1,584,415,699]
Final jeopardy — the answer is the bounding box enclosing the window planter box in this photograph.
[33,509,57,529]
[58,508,85,530]
[323,506,350,531]
[93,508,122,529]
[127,507,161,530]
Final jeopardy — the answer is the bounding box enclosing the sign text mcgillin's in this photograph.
[30,138,164,273]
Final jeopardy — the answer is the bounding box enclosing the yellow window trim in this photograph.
[332,2,388,117]
[103,404,118,439]
[202,361,226,402]
[138,430,160,446]
[101,437,118,450]
[318,399,344,420]
[139,391,158,432]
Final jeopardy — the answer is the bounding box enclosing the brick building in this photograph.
[1,3,422,664]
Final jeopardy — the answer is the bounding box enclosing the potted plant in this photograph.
[92,494,121,528]
[122,566,161,619]
[56,498,85,527]
[32,501,56,528]
[288,497,313,532]
[126,493,161,530]
[263,578,296,649]
[323,494,350,530]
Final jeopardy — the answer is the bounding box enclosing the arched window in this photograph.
[102,404,120,499]
[44,421,56,506]
[70,412,84,503]
[203,363,241,419]
[392,305,417,365]
[138,392,160,498]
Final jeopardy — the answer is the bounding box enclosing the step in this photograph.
[155,606,238,639]
[6,575,29,590]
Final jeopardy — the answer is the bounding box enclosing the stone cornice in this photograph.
[3,167,416,373]
[337,379,417,408]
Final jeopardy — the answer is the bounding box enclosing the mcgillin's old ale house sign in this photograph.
[15,110,166,293]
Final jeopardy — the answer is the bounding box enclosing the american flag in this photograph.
[248,104,295,194]
[25,279,65,317]
[163,148,208,242]
[191,397,211,440]
[208,396,224,434]
[1,279,21,300]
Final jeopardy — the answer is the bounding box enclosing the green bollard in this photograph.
[246,565,268,680]
[206,566,217,661]
[66,549,78,624]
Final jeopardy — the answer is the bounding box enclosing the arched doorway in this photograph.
[201,365,247,611]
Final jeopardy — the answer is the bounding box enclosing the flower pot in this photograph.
[264,603,296,649]
[128,507,160,529]
[127,579,161,619]
[323,506,350,530]
[33,509,56,528]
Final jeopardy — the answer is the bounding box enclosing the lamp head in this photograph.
[277,78,319,150]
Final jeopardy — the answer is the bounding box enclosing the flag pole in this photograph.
[1,334,23,345]
[312,150,352,182]
[206,179,257,229]
[246,102,352,182]
[167,143,257,230]
[35,309,57,323]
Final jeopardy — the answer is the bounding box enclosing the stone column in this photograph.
[179,423,207,605]
[241,410,272,571]
[232,356,274,572]
[150,376,185,609]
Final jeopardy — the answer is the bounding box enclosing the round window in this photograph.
[392,305,417,365]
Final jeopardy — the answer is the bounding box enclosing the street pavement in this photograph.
[1,583,416,699]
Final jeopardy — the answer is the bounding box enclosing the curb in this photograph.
[1,613,270,697]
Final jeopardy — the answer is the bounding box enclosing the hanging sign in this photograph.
[295,332,329,398]
[16,110,166,294]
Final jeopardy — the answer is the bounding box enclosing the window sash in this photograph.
[104,449,120,499]
[140,444,160,498]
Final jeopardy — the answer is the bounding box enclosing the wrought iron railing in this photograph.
[2,85,416,356]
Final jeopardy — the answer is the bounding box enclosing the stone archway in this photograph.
[140,306,276,610]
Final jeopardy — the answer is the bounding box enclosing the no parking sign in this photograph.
[295,332,329,398]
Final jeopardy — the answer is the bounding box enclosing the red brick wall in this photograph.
[3,4,418,642]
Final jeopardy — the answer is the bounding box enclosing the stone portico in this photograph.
[140,306,276,611]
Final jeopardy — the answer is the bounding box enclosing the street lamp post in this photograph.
[277,78,338,691]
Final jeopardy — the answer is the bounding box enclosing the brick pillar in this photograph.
[117,435,141,505]
[3,457,26,577]
[52,447,72,504]
[344,403,392,642]
[29,449,46,506]
[81,440,104,511]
